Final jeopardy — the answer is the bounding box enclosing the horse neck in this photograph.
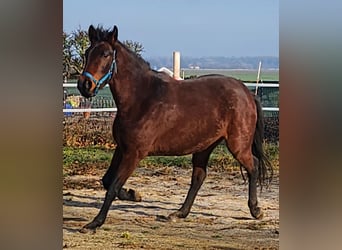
[110,42,152,113]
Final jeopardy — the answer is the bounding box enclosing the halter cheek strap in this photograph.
[82,52,117,95]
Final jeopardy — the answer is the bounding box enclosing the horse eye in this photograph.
[103,51,112,58]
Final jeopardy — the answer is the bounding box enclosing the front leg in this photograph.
[81,151,142,232]
[102,147,142,202]
[80,187,119,233]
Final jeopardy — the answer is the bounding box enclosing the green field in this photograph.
[182,69,279,81]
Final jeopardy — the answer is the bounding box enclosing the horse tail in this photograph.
[252,96,273,189]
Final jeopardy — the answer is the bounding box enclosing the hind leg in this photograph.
[168,142,220,220]
[247,156,263,219]
[226,139,263,219]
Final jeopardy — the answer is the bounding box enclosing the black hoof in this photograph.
[79,220,101,233]
[167,211,187,222]
[251,207,264,220]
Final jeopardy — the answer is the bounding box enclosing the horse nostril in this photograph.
[85,79,92,91]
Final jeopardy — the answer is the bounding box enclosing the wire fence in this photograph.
[63,81,279,143]
[63,82,279,117]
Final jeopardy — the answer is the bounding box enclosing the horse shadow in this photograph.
[63,192,220,219]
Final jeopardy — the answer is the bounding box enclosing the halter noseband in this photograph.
[82,51,117,95]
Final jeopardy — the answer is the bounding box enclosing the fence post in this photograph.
[173,51,181,80]
[255,61,262,95]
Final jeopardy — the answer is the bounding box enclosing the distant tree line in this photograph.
[147,56,279,70]
[63,27,144,79]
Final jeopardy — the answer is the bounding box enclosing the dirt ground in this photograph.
[63,163,279,250]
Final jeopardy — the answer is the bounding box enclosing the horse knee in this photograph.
[192,167,207,184]
[102,171,112,190]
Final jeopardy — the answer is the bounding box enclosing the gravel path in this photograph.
[63,165,279,249]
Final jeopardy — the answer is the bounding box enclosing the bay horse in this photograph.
[77,25,273,232]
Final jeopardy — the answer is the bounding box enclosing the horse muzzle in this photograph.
[77,75,95,98]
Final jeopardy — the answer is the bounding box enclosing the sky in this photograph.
[63,0,278,58]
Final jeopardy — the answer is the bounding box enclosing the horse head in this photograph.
[77,25,118,98]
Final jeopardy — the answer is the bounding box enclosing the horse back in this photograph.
[174,75,255,114]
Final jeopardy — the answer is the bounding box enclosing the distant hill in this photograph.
[145,56,279,70]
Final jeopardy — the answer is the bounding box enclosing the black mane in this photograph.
[93,26,151,69]
[117,40,151,69]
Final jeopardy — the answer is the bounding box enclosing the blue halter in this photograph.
[82,53,117,95]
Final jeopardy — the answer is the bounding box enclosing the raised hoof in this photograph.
[118,188,142,202]
[251,207,264,220]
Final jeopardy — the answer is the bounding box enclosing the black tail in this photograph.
[253,96,273,188]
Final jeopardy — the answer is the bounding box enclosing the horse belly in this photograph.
[150,121,224,156]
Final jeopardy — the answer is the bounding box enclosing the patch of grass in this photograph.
[63,146,112,167]
[264,142,279,170]
[116,231,138,248]
[209,143,279,172]
[140,155,191,168]
[63,143,279,173]
[139,145,238,170]
[209,145,238,171]
[120,231,131,239]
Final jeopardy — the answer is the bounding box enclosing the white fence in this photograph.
[63,83,279,113]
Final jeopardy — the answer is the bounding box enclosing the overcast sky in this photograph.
[63,0,279,57]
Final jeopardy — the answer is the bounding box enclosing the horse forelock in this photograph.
[93,26,112,41]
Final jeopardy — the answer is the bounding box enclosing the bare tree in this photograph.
[123,40,144,56]
[63,31,73,79]
[70,27,89,75]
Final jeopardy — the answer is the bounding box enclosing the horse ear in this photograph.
[88,25,97,44]
[109,25,118,45]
